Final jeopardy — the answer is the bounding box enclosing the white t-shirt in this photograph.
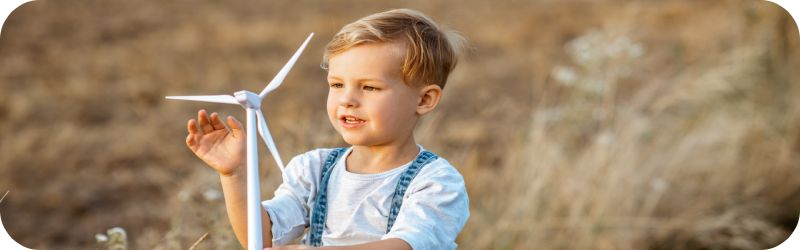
[262,146,469,250]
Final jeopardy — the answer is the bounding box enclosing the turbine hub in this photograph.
[234,90,262,109]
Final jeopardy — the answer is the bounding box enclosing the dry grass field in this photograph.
[1,0,799,249]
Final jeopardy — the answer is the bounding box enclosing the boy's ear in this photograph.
[416,84,442,116]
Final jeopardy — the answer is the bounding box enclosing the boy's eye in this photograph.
[330,83,343,88]
[363,86,378,91]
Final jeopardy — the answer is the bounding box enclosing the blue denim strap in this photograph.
[386,151,438,233]
[306,147,347,247]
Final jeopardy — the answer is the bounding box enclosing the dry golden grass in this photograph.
[1,0,799,249]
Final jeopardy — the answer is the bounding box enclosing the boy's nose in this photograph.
[339,90,359,108]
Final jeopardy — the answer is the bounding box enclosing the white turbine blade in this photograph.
[259,33,314,98]
[256,110,286,172]
[165,95,239,105]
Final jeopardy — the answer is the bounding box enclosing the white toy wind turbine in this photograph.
[166,33,313,250]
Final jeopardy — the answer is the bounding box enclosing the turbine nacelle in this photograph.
[235,90,262,109]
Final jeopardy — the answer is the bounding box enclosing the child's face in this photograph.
[326,42,421,146]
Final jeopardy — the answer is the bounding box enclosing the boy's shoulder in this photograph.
[285,147,344,170]
[294,147,346,163]
[281,147,346,184]
[402,150,468,199]
[412,151,465,184]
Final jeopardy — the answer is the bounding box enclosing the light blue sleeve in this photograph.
[381,161,470,250]
[262,151,322,246]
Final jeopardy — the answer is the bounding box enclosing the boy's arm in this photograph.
[265,239,411,250]
[322,239,411,250]
[219,167,273,248]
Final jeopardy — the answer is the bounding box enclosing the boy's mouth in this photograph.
[340,115,365,127]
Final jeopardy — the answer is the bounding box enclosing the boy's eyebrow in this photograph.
[327,75,387,84]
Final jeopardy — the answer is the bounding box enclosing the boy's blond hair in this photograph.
[321,9,465,89]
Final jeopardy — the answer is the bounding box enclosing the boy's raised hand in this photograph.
[186,109,246,176]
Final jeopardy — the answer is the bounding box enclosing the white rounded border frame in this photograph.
[754,2,800,250]
[0,0,34,38]
[0,190,31,250]
[0,0,798,249]
[0,3,36,246]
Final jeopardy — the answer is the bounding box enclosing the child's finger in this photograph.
[187,119,202,135]
[197,109,214,134]
[226,116,244,138]
[210,112,226,131]
[186,133,196,148]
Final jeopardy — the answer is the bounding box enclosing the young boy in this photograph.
[184,9,468,249]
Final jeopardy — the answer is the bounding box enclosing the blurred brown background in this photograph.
[1,0,799,249]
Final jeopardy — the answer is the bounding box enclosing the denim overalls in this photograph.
[304,148,439,247]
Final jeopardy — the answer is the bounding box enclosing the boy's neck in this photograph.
[345,136,420,174]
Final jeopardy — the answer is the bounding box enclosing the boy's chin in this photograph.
[339,134,375,146]
[341,136,366,146]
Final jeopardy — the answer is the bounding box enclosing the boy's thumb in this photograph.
[226,116,244,137]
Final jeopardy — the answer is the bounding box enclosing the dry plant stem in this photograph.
[188,232,209,250]
[0,190,8,204]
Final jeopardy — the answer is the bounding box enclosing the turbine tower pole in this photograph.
[246,107,263,250]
